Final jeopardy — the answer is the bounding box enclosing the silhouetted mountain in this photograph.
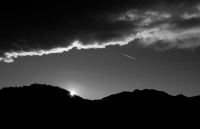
[0,84,91,110]
[0,84,199,125]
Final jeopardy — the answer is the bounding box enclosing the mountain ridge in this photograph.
[0,83,195,109]
[0,83,191,101]
[0,83,199,125]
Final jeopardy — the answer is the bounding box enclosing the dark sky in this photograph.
[0,0,200,99]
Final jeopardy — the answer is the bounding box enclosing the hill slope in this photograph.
[0,83,199,122]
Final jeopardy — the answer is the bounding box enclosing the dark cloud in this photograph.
[1,0,200,62]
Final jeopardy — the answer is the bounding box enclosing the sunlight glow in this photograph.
[70,91,76,96]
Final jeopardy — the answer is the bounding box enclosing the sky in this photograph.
[0,0,200,100]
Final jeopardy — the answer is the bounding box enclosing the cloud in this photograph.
[181,13,200,19]
[135,24,200,50]
[0,36,137,63]
[195,4,200,11]
[115,9,171,26]
[1,0,200,63]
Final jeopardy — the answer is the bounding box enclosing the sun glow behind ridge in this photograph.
[70,90,76,96]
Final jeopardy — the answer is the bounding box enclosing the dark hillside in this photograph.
[0,83,199,124]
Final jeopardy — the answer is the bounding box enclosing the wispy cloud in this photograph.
[181,13,200,19]
[114,9,171,26]
[1,0,200,63]
[135,24,200,50]
[0,36,137,63]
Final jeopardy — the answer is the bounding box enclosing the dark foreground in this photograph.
[0,84,199,126]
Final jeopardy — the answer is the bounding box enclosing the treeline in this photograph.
[0,83,199,120]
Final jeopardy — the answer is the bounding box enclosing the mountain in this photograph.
[0,83,197,108]
[0,83,199,125]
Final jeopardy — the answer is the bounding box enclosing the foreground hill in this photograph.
[0,83,198,108]
[0,83,199,125]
